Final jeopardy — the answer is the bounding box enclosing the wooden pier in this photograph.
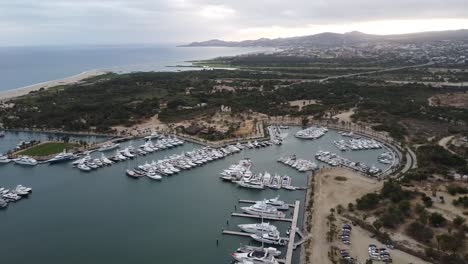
[231,213,293,222]
[238,199,295,207]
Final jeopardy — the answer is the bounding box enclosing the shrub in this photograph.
[429,212,447,227]
[356,193,380,210]
[406,221,434,243]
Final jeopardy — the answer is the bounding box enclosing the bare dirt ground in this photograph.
[438,135,457,154]
[333,108,356,123]
[429,93,468,109]
[307,168,382,264]
[288,100,319,111]
[112,114,170,136]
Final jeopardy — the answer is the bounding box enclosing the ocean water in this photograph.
[0,45,271,91]
[0,128,390,264]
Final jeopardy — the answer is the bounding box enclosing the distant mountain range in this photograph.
[181,29,468,48]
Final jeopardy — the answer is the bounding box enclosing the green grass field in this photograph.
[17,142,79,157]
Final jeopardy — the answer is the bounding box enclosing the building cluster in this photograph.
[277,40,468,66]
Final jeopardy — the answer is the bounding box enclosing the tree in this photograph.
[406,221,433,243]
[422,195,433,207]
[430,212,447,227]
[356,193,380,210]
[453,216,466,227]
[437,232,465,253]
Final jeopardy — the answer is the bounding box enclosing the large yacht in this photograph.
[231,250,280,264]
[0,155,11,164]
[238,222,279,235]
[251,232,287,246]
[264,197,289,210]
[0,198,8,208]
[236,245,281,257]
[13,156,38,166]
[295,126,328,139]
[145,132,161,140]
[47,150,79,164]
[237,179,264,189]
[241,202,285,218]
[98,142,120,152]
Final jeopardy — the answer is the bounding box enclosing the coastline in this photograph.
[0,69,107,102]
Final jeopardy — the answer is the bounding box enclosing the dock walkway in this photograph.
[285,200,300,264]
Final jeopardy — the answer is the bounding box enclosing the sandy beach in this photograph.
[0,70,106,102]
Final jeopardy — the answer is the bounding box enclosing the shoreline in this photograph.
[0,69,108,102]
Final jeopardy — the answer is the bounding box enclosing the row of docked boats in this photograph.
[220,160,297,190]
[333,138,382,151]
[0,185,32,209]
[73,137,185,172]
[245,140,277,148]
[267,126,284,145]
[229,197,293,263]
[295,126,328,139]
[0,155,38,166]
[315,151,381,175]
[277,155,318,172]
[126,145,242,179]
[378,152,394,165]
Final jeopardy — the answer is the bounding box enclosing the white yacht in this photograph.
[237,180,264,190]
[241,202,285,218]
[0,155,11,164]
[145,132,160,140]
[264,197,289,210]
[238,222,279,235]
[251,232,287,246]
[47,150,79,164]
[100,154,114,165]
[146,171,162,180]
[0,198,7,208]
[77,163,91,171]
[295,126,328,139]
[236,246,281,257]
[232,250,280,264]
[13,156,38,166]
[98,142,120,152]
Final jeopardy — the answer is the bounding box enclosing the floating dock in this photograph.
[285,200,300,264]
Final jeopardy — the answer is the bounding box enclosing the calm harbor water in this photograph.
[0,127,389,264]
[0,45,272,91]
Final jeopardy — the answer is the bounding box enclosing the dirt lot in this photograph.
[288,99,319,110]
[333,108,356,123]
[307,168,382,264]
[429,92,468,109]
[341,223,431,264]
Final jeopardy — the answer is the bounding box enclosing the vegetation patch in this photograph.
[334,176,347,181]
[17,142,79,157]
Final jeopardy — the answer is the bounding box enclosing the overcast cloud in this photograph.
[1,0,467,45]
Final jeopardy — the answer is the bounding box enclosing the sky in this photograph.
[1,0,468,46]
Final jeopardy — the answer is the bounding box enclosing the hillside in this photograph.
[181,29,468,48]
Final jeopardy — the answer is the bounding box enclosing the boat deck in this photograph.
[231,213,293,222]
[238,199,294,207]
